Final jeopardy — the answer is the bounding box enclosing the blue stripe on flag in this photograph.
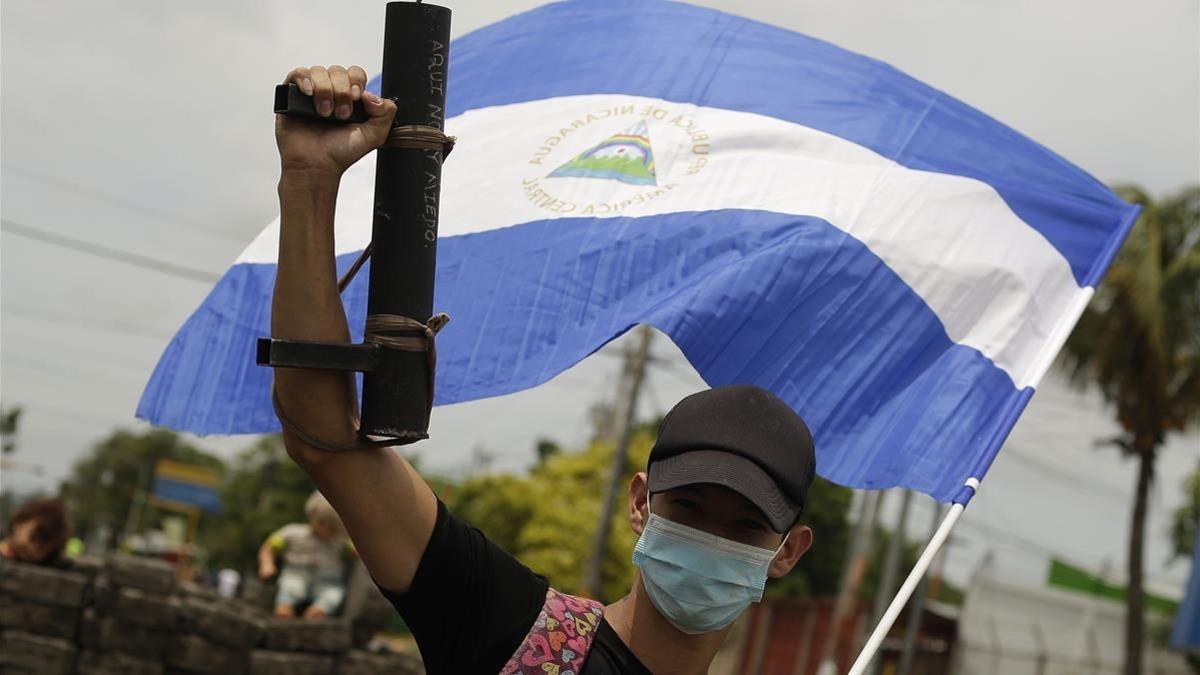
[140,211,1025,502]
[430,0,1131,285]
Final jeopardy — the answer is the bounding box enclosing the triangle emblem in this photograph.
[548,120,657,186]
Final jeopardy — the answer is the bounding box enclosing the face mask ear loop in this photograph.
[772,531,791,561]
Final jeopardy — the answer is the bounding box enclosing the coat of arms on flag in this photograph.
[549,120,658,186]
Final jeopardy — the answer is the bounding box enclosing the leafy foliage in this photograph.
[198,435,317,572]
[1058,184,1200,674]
[453,428,654,601]
[1,405,21,455]
[59,428,224,537]
[1060,185,1200,453]
[764,477,852,598]
[1172,461,1200,561]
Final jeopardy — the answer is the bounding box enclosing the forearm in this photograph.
[271,173,359,449]
[273,174,348,343]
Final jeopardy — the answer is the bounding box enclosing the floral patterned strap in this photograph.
[500,588,606,675]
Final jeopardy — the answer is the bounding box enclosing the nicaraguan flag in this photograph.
[138,0,1138,503]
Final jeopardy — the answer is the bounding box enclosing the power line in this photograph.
[3,397,126,429]
[954,517,1185,589]
[2,304,175,340]
[1,219,221,283]
[2,350,144,384]
[2,164,248,243]
[1002,446,1128,511]
[4,352,89,381]
[599,346,704,390]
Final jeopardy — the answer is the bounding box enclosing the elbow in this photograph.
[279,418,360,470]
[281,431,338,470]
[273,374,357,466]
[274,394,360,469]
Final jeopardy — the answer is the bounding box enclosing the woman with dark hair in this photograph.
[0,496,73,564]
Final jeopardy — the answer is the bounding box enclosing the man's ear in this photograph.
[768,524,813,578]
[628,472,650,536]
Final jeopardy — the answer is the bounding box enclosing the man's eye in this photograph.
[675,499,700,511]
[740,519,767,531]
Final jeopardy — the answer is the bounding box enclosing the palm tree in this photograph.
[1059,185,1200,675]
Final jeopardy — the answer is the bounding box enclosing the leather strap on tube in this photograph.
[272,313,449,451]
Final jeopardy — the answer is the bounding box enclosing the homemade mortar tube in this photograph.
[362,1,451,438]
[264,1,451,442]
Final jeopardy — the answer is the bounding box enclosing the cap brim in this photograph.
[648,449,800,533]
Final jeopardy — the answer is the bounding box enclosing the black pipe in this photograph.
[362,1,452,438]
[261,1,452,443]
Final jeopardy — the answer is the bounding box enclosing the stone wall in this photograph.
[0,555,423,675]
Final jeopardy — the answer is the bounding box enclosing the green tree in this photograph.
[764,477,852,598]
[535,438,562,464]
[60,428,224,540]
[199,435,316,572]
[448,472,538,555]
[1172,462,1199,560]
[452,424,854,602]
[1059,185,1200,675]
[454,430,654,601]
[1,405,22,455]
[0,404,24,528]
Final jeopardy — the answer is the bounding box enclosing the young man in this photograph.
[272,64,816,674]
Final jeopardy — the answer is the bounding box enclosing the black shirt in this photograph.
[382,501,652,675]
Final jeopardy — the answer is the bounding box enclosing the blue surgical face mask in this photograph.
[632,507,787,635]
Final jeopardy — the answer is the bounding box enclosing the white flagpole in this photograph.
[845,478,979,675]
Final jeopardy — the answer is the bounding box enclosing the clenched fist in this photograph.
[275,65,397,180]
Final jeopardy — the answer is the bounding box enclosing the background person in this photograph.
[0,496,73,565]
[257,490,352,619]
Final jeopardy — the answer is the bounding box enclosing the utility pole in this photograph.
[869,489,913,674]
[896,503,946,675]
[582,325,653,599]
[817,488,883,675]
[811,491,866,675]
[122,462,153,543]
[851,492,890,658]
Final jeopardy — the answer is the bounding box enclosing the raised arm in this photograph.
[271,64,437,593]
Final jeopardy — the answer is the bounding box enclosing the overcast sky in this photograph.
[2,0,1197,592]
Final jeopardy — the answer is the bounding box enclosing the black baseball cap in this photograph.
[647,384,816,533]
